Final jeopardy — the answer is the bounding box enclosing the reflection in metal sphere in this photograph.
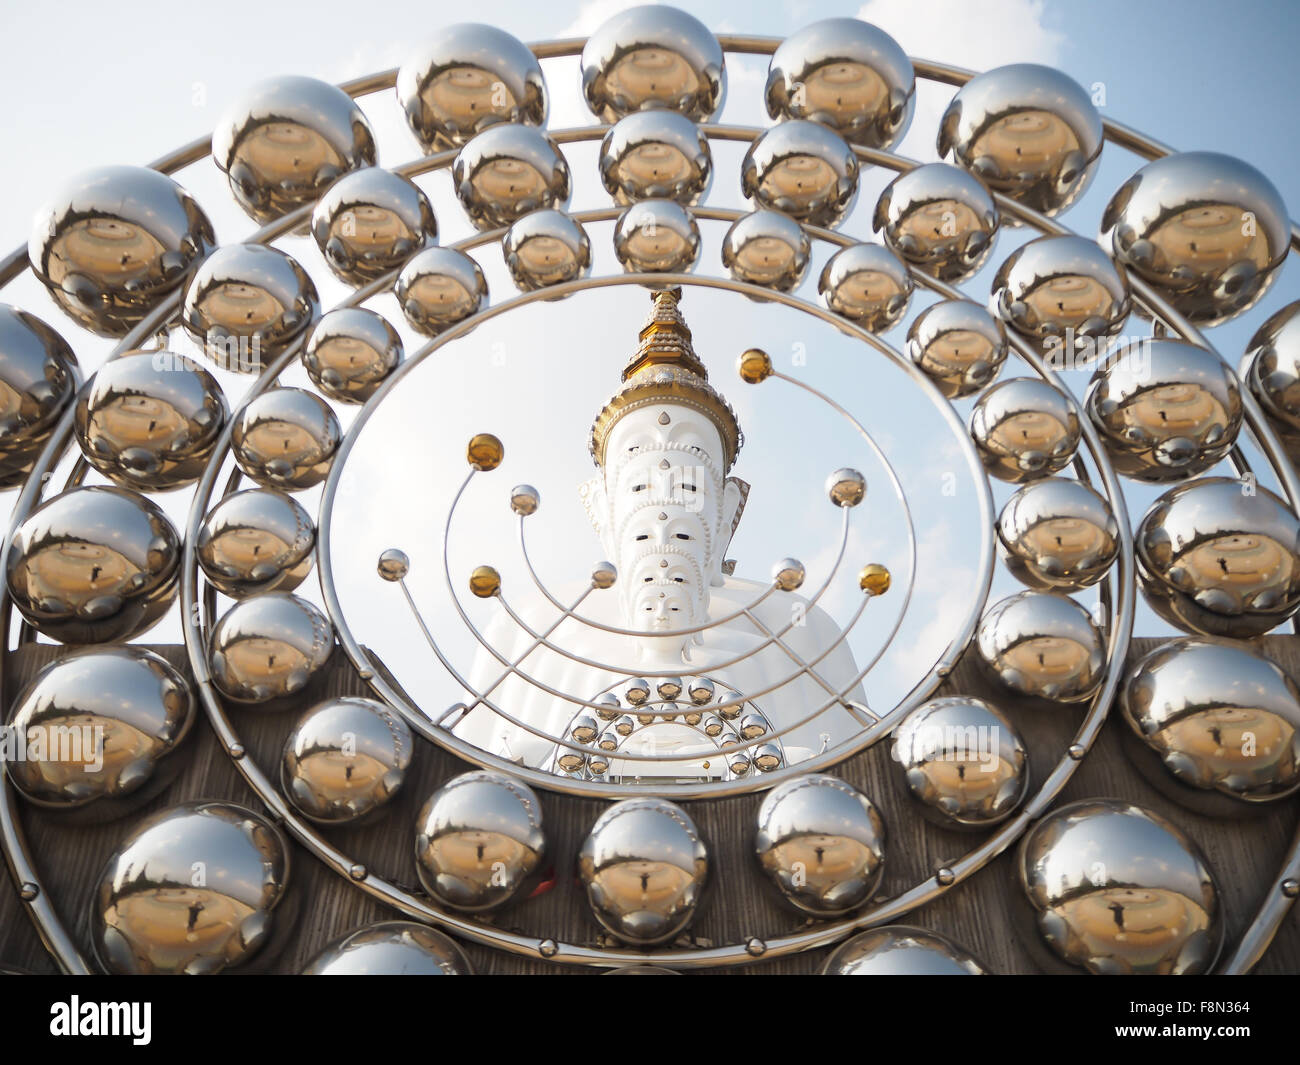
[1018,799,1222,974]
[376,548,410,582]
[738,346,773,384]
[1085,338,1242,481]
[1245,301,1300,451]
[213,75,377,223]
[1100,151,1289,326]
[282,697,412,824]
[581,5,725,123]
[503,209,592,292]
[578,797,708,945]
[1136,477,1300,638]
[997,477,1120,591]
[0,305,79,489]
[754,774,885,915]
[231,387,341,491]
[302,308,403,405]
[27,166,215,337]
[74,351,227,491]
[614,200,701,275]
[311,167,437,286]
[452,123,571,231]
[414,770,546,912]
[892,697,1028,828]
[766,18,914,149]
[197,489,314,599]
[510,484,540,516]
[976,590,1106,702]
[6,486,179,644]
[303,921,471,974]
[91,801,291,974]
[907,299,1007,399]
[874,163,999,282]
[938,63,1103,217]
[826,467,867,507]
[181,243,320,373]
[469,564,502,598]
[970,377,1081,482]
[397,23,547,151]
[741,120,859,229]
[395,246,488,337]
[209,592,334,704]
[721,210,811,292]
[818,243,912,331]
[859,563,891,596]
[600,110,712,205]
[467,432,504,470]
[823,926,987,975]
[771,558,805,592]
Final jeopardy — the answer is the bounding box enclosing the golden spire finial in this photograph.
[622,287,708,382]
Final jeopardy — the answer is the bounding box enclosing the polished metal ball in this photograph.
[892,696,1028,828]
[742,120,860,229]
[231,386,341,491]
[452,123,571,231]
[969,377,1081,482]
[1245,301,1300,451]
[874,163,999,282]
[302,308,403,405]
[826,467,867,507]
[997,476,1120,591]
[414,770,546,912]
[771,557,805,592]
[502,209,592,292]
[467,431,504,470]
[1136,476,1300,637]
[213,74,377,223]
[303,921,471,975]
[765,18,914,149]
[580,5,725,123]
[395,246,488,337]
[281,697,412,824]
[74,350,227,491]
[377,548,410,582]
[1018,799,1222,974]
[613,200,701,275]
[822,926,987,975]
[7,485,179,644]
[180,243,320,373]
[938,63,1103,217]
[721,209,811,292]
[976,589,1106,702]
[397,23,547,151]
[510,483,540,516]
[311,167,437,286]
[600,110,712,205]
[0,304,79,488]
[591,562,617,592]
[578,797,708,945]
[197,488,314,599]
[91,800,291,974]
[688,677,714,705]
[27,166,215,337]
[907,299,1007,399]
[818,243,912,331]
[208,592,334,704]
[1100,151,1290,326]
[754,774,885,915]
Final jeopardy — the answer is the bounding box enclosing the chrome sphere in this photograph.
[721,209,811,292]
[818,243,913,330]
[180,243,319,373]
[976,590,1106,702]
[0,304,79,488]
[892,696,1028,828]
[1018,799,1222,974]
[397,23,547,150]
[823,926,987,975]
[741,120,859,229]
[310,167,437,286]
[415,770,546,912]
[874,163,999,282]
[969,377,1081,482]
[303,922,471,975]
[395,246,488,337]
[27,166,215,337]
[231,387,341,491]
[376,548,409,582]
[754,774,886,915]
[91,801,291,974]
[209,592,334,704]
[581,5,725,123]
[510,483,540,516]
[1085,338,1243,481]
[907,299,1007,398]
[502,209,592,292]
[997,476,1120,591]
[599,110,712,206]
[281,697,412,824]
[6,486,179,644]
[1245,301,1300,449]
[578,797,708,945]
[197,489,314,599]
[452,123,571,231]
[302,308,403,404]
[938,63,1103,217]
[765,18,914,149]
[826,467,867,507]
[614,200,700,274]
[771,557,805,591]
[212,75,377,223]
[1100,151,1290,326]
[4,647,194,818]
[1136,476,1300,638]
[73,351,227,491]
